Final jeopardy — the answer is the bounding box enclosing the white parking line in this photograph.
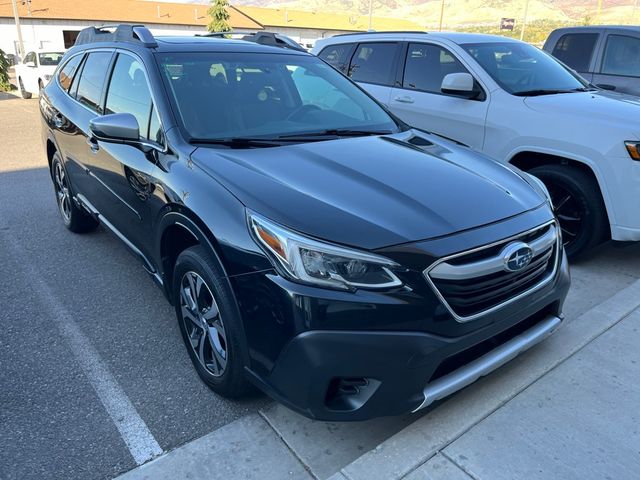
[4,233,163,465]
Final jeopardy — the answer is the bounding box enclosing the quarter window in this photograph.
[349,43,398,86]
[403,43,469,94]
[105,54,154,140]
[601,35,640,77]
[551,33,598,72]
[75,51,113,113]
[58,54,83,92]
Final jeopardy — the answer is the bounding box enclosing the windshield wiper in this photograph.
[277,128,394,140]
[189,137,287,148]
[512,89,577,97]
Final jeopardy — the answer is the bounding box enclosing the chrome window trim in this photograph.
[423,220,560,323]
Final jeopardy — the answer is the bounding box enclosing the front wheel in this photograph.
[18,77,32,99]
[173,245,252,398]
[529,164,608,258]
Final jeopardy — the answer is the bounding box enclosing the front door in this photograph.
[388,43,489,150]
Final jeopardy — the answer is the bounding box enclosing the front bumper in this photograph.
[246,250,570,421]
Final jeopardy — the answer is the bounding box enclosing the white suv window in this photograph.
[403,43,469,94]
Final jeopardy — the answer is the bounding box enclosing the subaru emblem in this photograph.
[502,242,534,272]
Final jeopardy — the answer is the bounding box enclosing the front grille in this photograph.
[425,221,559,322]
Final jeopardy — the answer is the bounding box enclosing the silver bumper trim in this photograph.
[412,314,562,412]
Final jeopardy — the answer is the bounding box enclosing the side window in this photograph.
[601,35,640,77]
[75,51,113,113]
[551,33,598,72]
[24,52,36,64]
[349,43,398,86]
[105,54,153,140]
[403,43,469,94]
[318,43,355,74]
[58,54,83,92]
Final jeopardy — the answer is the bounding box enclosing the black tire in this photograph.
[173,245,252,398]
[18,77,32,99]
[51,152,98,233]
[529,164,608,258]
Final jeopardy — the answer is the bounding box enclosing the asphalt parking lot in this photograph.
[2,94,640,480]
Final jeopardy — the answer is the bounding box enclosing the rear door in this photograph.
[547,31,601,83]
[346,42,401,105]
[388,42,489,150]
[592,32,640,96]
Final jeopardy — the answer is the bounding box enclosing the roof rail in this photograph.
[197,31,307,52]
[334,30,427,37]
[74,24,157,48]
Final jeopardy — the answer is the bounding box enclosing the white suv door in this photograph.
[388,42,489,150]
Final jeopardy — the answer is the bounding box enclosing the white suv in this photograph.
[14,50,65,99]
[313,32,640,257]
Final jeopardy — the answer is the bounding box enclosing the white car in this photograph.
[313,32,640,257]
[15,50,65,99]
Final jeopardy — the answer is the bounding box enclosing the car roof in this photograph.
[551,25,640,33]
[320,31,521,46]
[153,36,308,55]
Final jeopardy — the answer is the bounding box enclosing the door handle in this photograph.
[87,136,100,153]
[53,112,64,128]
[393,95,415,104]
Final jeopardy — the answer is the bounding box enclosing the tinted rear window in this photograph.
[349,43,398,86]
[75,51,112,112]
[551,33,598,72]
[58,54,83,92]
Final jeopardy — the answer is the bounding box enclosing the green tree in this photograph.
[207,0,232,33]
[0,49,11,92]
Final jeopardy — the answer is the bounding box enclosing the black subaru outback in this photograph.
[40,25,569,421]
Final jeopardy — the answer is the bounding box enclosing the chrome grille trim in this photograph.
[423,220,560,323]
[430,224,557,280]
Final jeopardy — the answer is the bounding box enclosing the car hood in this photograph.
[524,90,640,129]
[191,131,545,250]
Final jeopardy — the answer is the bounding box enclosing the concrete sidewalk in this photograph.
[118,276,640,480]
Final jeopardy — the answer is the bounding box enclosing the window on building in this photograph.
[75,51,113,113]
[63,31,80,49]
[58,54,84,92]
[348,43,398,86]
[105,54,154,140]
[601,35,640,77]
[403,43,469,93]
[551,33,598,72]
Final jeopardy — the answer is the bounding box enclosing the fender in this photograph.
[505,145,616,227]
[156,209,252,367]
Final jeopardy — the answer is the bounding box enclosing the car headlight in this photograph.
[248,212,403,291]
[624,141,640,161]
[525,173,554,209]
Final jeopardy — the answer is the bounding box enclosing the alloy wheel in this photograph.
[53,162,72,223]
[179,271,228,377]
[548,183,583,248]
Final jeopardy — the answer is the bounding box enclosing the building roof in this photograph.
[237,6,424,32]
[0,0,263,30]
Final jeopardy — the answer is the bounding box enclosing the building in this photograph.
[0,0,424,59]
[0,0,262,57]
[236,6,425,48]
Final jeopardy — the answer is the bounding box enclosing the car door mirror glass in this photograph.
[90,113,140,143]
[441,72,475,96]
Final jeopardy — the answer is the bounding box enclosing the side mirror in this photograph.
[90,113,140,143]
[25,61,36,68]
[441,72,477,98]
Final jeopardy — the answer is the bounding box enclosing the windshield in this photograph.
[156,52,400,141]
[38,52,64,66]
[461,42,587,95]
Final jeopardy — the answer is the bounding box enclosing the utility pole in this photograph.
[11,0,25,58]
[368,0,373,30]
[595,0,603,23]
[520,0,530,41]
[438,0,445,31]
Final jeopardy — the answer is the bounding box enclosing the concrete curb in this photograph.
[330,278,640,480]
